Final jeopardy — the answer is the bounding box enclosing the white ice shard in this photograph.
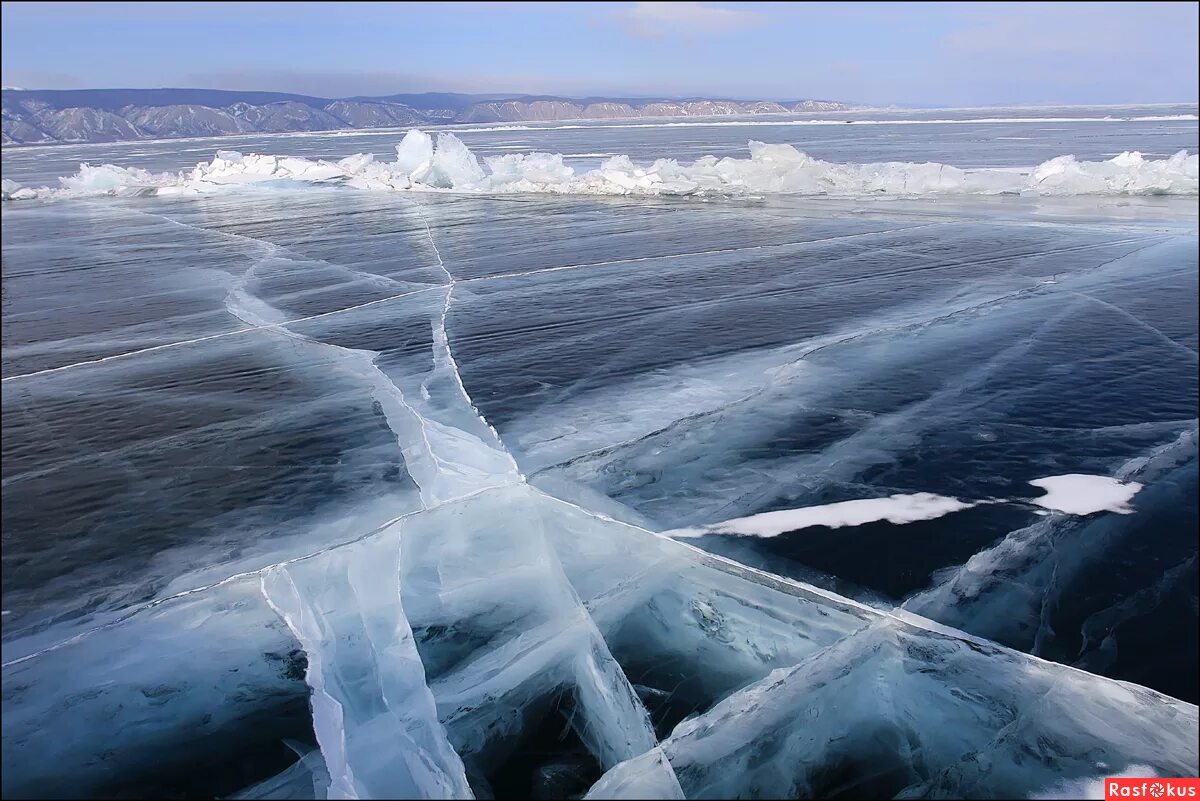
[422,132,486,188]
[1,177,36,200]
[185,150,346,187]
[56,162,168,195]
[585,748,684,800]
[394,128,434,176]
[483,151,576,188]
[1030,150,1199,195]
[261,532,473,800]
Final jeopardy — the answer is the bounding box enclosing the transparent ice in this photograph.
[2,113,1197,799]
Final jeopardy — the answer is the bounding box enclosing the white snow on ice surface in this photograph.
[6,131,1197,200]
[1028,474,1144,515]
[669,473,1147,540]
[669,493,976,538]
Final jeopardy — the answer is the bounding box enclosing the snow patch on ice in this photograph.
[669,492,976,538]
[669,472,1149,541]
[1028,474,1143,515]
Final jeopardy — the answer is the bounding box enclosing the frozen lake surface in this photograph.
[2,105,1198,799]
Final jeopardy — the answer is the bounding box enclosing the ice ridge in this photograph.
[4,131,1197,201]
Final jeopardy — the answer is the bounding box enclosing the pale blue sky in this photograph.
[2,1,1197,105]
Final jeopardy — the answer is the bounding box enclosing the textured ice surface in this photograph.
[1,576,315,798]
[261,533,472,800]
[2,129,1197,799]
[590,619,1197,800]
[5,132,1198,200]
[904,428,1199,674]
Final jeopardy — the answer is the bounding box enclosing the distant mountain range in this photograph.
[0,88,855,145]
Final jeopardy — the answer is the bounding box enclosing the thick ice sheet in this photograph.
[1,576,316,799]
[5,477,1194,799]
[590,619,1197,800]
[3,133,1197,799]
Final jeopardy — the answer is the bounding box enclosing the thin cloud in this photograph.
[615,2,765,39]
[180,68,589,99]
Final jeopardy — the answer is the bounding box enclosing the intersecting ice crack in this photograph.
[454,222,946,286]
[212,195,660,797]
[2,220,1156,385]
[0,486,499,670]
[530,281,1077,479]
[0,284,444,383]
[0,220,948,383]
[406,197,524,478]
[5,194,1199,799]
[1072,291,1199,360]
[4,198,509,664]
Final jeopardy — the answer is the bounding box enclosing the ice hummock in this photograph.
[1,177,36,200]
[5,132,1197,201]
